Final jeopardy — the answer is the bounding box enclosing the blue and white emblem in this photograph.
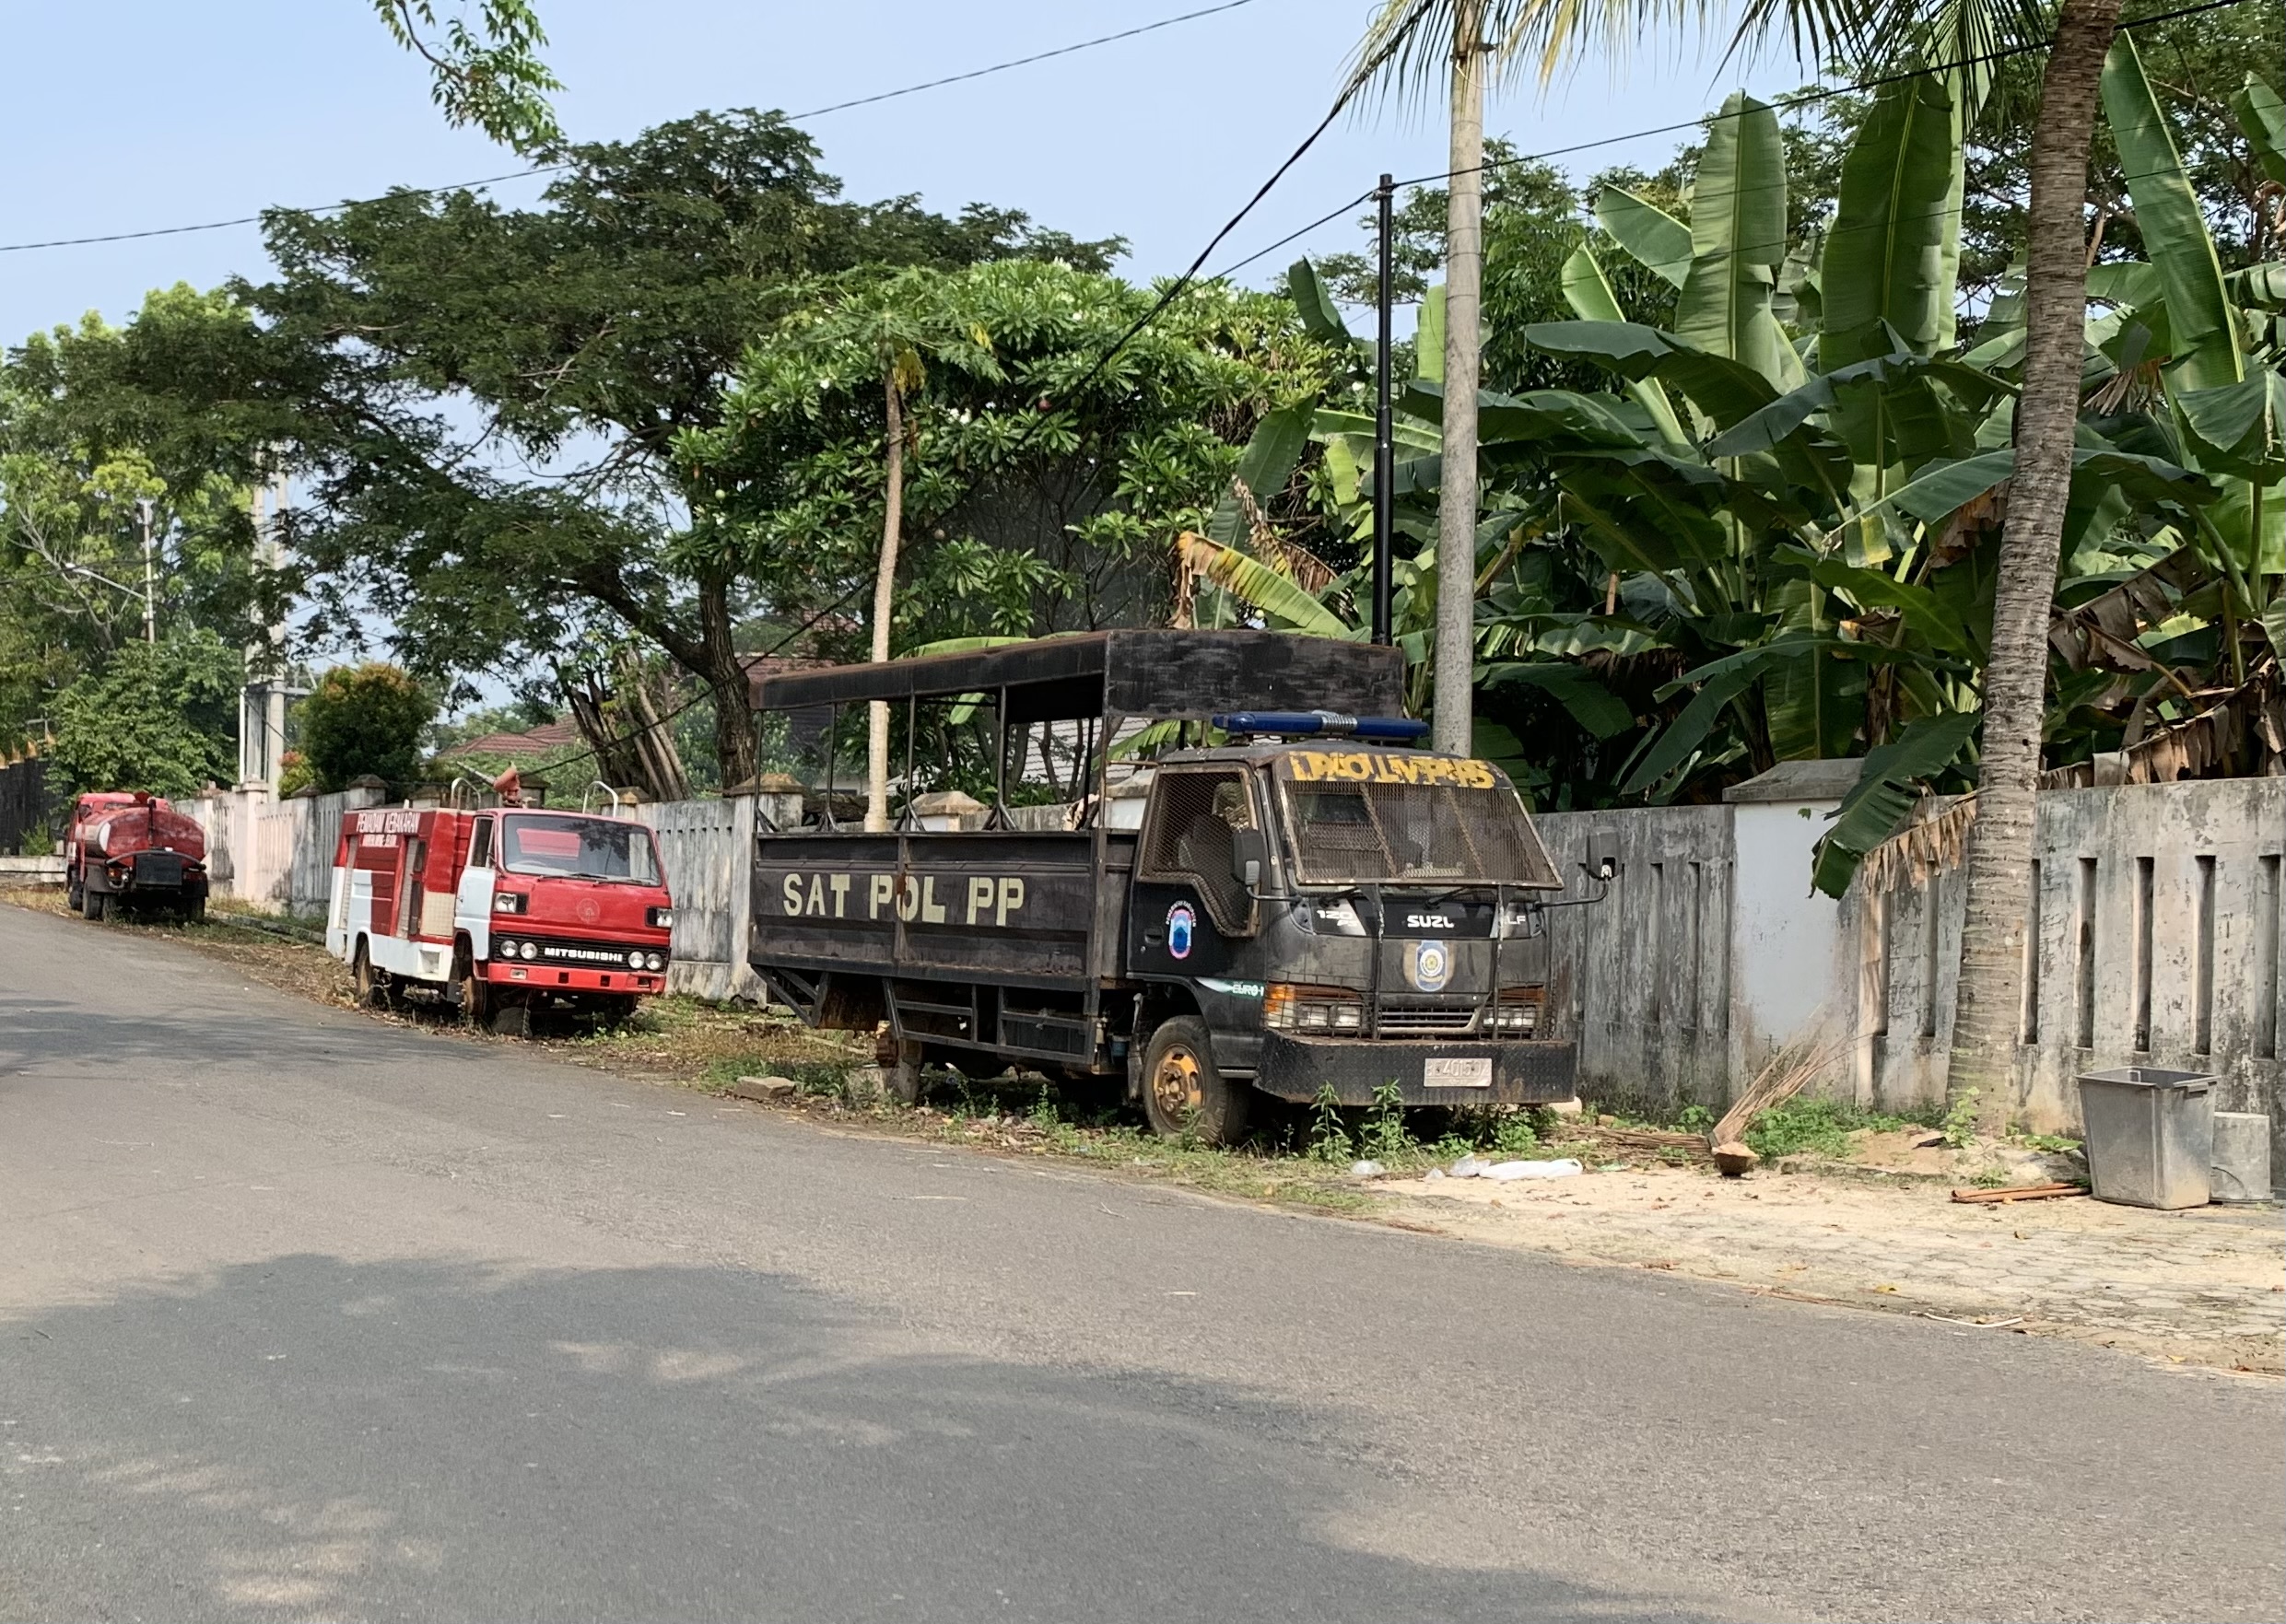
[1409,939,1451,992]
[1166,901,1197,960]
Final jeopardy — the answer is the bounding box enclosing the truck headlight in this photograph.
[494,891,526,915]
[646,905,674,929]
[519,940,540,961]
[1494,987,1542,1033]
[1266,984,1364,1034]
[645,952,665,972]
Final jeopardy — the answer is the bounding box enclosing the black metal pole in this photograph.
[1371,172,1396,648]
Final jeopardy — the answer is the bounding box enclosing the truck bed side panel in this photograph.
[754,831,1104,988]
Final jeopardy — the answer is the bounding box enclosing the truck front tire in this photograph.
[1140,1017,1249,1146]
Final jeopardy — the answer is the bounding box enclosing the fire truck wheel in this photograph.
[453,955,489,1026]
[1140,1017,1249,1146]
[352,941,395,1010]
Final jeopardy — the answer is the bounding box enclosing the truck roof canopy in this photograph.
[748,630,1403,726]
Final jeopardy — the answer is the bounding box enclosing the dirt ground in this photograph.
[9,884,2279,1374]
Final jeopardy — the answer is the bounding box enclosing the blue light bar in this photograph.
[1211,710,1429,742]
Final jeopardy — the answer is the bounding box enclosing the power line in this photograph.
[0,0,1264,256]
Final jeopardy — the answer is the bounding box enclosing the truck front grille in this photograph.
[1376,996,1482,1037]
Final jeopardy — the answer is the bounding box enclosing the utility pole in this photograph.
[135,498,157,644]
[1371,173,1395,648]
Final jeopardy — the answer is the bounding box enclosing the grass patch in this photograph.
[1741,1097,1937,1160]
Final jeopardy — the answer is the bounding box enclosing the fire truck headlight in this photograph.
[647,905,674,929]
[519,940,540,961]
[626,949,645,969]
[645,952,665,972]
[493,891,525,914]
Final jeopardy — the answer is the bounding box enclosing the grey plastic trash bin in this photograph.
[2077,1068,2215,1209]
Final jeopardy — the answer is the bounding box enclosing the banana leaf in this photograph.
[1561,245,1690,449]
[1416,285,1446,384]
[1619,667,1755,795]
[1808,709,1982,898]
[2175,371,2286,477]
[1784,553,1979,658]
[1285,259,1354,345]
[2102,34,2244,393]
[2233,72,2285,187]
[1821,76,1957,371]
[1674,91,1796,390]
[1595,186,1693,288]
[1481,660,1635,738]
[1520,321,1781,429]
[1205,406,1311,546]
[1872,446,2212,527]
[1763,577,1866,761]
[1175,532,1350,637]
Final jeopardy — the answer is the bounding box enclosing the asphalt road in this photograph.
[3,902,2280,1623]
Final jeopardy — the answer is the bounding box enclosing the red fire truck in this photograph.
[65,791,210,921]
[326,803,674,1034]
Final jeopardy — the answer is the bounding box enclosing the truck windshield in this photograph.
[1273,758,1561,888]
[499,814,662,884]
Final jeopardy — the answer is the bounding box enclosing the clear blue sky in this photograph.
[1,0,1811,343]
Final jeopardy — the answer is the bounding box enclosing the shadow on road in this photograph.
[1,1254,1724,1623]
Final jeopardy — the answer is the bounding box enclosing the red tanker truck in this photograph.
[64,791,211,921]
[326,801,674,1034]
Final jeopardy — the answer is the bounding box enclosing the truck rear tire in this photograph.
[1140,1017,1249,1146]
[84,889,109,922]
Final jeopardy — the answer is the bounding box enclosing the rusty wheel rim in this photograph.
[1152,1045,1203,1121]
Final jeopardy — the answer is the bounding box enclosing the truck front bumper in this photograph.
[485,961,665,998]
[1253,1032,1577,1105]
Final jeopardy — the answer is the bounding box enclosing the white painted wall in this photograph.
[1729,797,1847,1062]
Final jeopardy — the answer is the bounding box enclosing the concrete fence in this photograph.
[179,770,2282,1181]
[1536,773,2283,1187]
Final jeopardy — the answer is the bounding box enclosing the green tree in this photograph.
[47,630,240,799]
[299,663,437,790]
[370,0,561,153]
[243,110,1119,788]
[1,286,286,750]
[682,259,1341,799]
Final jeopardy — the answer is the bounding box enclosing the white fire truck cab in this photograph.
[327,804,674,1034]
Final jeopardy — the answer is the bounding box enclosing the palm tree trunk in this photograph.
[1945,0,2120,1125]
[1432,0,1485,756]
[865,371,904,833]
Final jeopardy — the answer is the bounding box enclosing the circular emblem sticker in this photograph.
[1166,902,1197,960]
[1410,939,1451,992]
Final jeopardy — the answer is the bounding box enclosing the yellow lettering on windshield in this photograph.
[1284,752,1497,788]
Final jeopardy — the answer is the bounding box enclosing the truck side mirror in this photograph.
[1587,830,1619,882]
[1230,828,1267,891]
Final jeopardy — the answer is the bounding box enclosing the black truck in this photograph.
[746,630,1584,1142]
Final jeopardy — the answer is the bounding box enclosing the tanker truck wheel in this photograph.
[1140,1017,1249,1146]
[65,877,83,913]
[83,888,110,922]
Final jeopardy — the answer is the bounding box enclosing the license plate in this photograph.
[1424,1057,1493,1089]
